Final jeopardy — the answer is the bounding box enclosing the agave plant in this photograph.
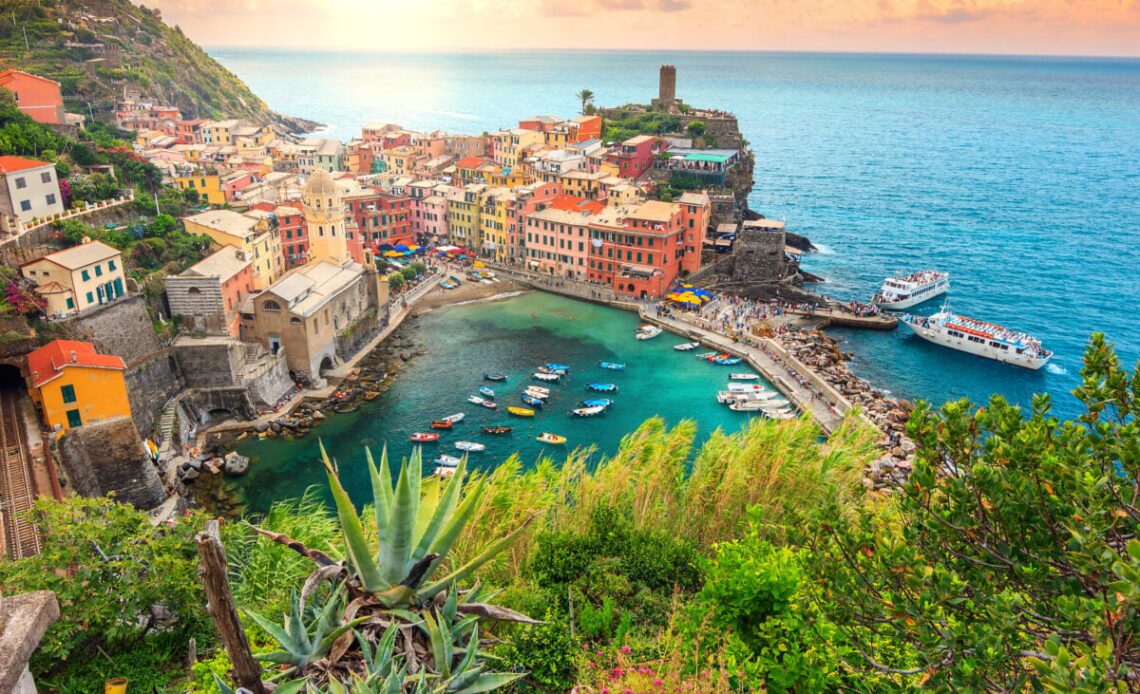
[319,444,534,607]
[244,588,365,670]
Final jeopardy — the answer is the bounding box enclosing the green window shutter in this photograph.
[86,292,94,304]
[66,409,82,428]
[61,384,76,403]
[65,297,74,309]
[81,269,90,281]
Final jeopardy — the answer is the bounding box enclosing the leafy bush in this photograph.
[494,615,580,693]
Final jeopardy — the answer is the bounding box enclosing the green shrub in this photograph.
[495,615,580,693]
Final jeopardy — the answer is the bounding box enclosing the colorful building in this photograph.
[164,245,255,336]
[0,156,64,223]
[522,195,604,280]
[479,188,515,262]
[0,69,66,125]
[605,135,667,180]
[21,240,127,318]
[446,184,485,249]
[27,340,130,432]
[587,200,692,298]
[172,172,226,206]
[571,115,602,142]
[183,209,283,289]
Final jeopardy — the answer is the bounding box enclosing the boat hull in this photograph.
[877,278,950,310]
[902,319,1050,370]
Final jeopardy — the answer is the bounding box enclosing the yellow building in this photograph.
[172,172,226,206]
[27,339,130,432]
[446,184,485,248]
[381,146,418,177]
[20,240,127,319]
[481,165,530,189]
[184,209,283,289]
[493,129,544,169]
[479,188,515,262]
[558,170,607,199]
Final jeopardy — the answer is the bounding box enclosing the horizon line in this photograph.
[203,45,1140,62]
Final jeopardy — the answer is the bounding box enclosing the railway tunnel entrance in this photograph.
[0,363,41,558]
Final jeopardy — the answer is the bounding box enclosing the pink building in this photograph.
[521,194,604,280]
[605,135,667,180]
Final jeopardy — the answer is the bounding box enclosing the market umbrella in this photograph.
[394,244,410,252]
[383,250,402,257]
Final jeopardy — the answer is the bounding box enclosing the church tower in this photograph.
[302,168,349,266]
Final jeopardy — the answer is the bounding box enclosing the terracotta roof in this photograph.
[456,156,485,169]
[23,240,120,271]
[0,155,51,174]
[27,339,126,388]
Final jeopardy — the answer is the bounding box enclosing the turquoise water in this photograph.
[210,49,1140,422]
[232,292,764,512]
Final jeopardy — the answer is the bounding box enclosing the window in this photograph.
[46,193,56,205]
[19,200,31,212]
[81,269,90,281]
[188,287,202,295]
[94,265,103,277]
[85,291,94,304]
[61,384,77,404]
[15,177,26,189]
[263,300,282,311]
[65,297,74,309]
[66,409,82,428]
[109,260,116,271]
[41,172,51,184]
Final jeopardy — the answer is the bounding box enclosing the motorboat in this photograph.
[508,407,535,417]
[901,307,1052,370]
[717,390,782,404]
[713,357,742,366]
[706,353,730,362]
[587,383,618,392]
[467,395,488,405]
[442,413,465,423]
[409,432,440,443]
[545,362,571,373]
[478,386,496,398]
[599,361,625,371]
[481,425,512,435]
[765,411,797,420]
[454,441,486,453]
[729,373,760,381]
[521,393,545,408]
[873,270,950,310]
[480,400,498,410]
[727,383,767,392]
[695,352,718,359]
[635,325,663,340]
[430,420,453,430]
[579,398,614,409]
[525,385,551,396]
[533,372,561,382]
[523,388,549,400]
[572,405,607,417]
[434,454,462,467]
[730,401,773,413]
[483,373,507,382]
[674,342,701,351]
[537,432,567,445]
[434,466,456,479]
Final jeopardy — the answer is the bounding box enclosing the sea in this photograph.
[208,49,1140,499]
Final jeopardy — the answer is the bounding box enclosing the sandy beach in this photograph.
[412,276,530,313]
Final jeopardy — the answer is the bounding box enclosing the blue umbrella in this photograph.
[394,243,410,252]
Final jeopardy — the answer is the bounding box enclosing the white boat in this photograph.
[729,401,767,412]
[717,390,783,404]
[727,382,767,393]
[533,372,560,382]
[635,325,662,340]
[523,388,550,400]
[434,454,462,467]
[571,405,607,417]
[729,373,760,381]
[764,411,796,420]
[674,342,701,351]
[434,466,456,479]
[873,270,950,310]
[901,307,1052,370]
[526,386,551,395]
[467,395,487,405]
[454,441,485,452]
[695,351,718,359]
[442,413,465,423]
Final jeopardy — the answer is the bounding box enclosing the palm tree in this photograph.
[576,89,595,115]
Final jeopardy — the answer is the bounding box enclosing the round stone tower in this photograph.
[302,168,348,266]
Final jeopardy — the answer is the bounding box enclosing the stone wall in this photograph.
[173,338,244,389]
[56,416,167,509]
[0,203,138,267]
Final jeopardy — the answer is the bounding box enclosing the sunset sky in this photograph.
[150,0,1140,57]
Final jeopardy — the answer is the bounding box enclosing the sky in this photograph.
[149,0,1140,57]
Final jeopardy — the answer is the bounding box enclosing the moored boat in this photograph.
[480,400,498,410]
[674,342,701,351]
[579,398,614,409]
[430,420,453,430]
[713,357,742,365]
[533,372,560,382]
[507,406,535,417]
[525,385,551,396]
[729,373,760,381]
[467,395,487,405]
[537,432,567,445]
[523,388,549,400]
[454,441,485,453]
[727,383,767,392]
[521,393,545,408]
[873,270,950,310]
[599,361,625,370]
[483,373,507,382]
[442,412,465,423]
[478,386,496,398]
[587,383,618,392]
[901,307,1052,370]
[434,466,456,479]
[572,405,606,417]
[695,351,718,359]
[635,325,663,340]
[434,454,462,467]
[545,362,571,373]
[481,425,512,435]
[409,432,440,443]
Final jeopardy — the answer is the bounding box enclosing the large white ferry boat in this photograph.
[873,270,950,310]
[901,308,1052,370]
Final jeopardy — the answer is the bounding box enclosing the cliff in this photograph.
[0,0,317,132]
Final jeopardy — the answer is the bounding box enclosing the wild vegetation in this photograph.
[1,336,1137,692]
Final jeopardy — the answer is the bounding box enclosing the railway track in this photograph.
[0,386,40,559]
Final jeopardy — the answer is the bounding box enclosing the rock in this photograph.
[253,422,269,433]
[891,446,906,459]
[223,452,249,476]
[901,439,916,454]
[181,467,200,482]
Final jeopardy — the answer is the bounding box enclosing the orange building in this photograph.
[572,115,602,142]
[27,340,130,432]
[0,69,65,125]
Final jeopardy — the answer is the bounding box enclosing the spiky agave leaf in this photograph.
[378,449,421,584]
[418,512,540,601]
[321,441,389,592]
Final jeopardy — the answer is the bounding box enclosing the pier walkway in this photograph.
[785,303,898,331]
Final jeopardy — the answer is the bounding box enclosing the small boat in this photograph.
[717,390,781,403]
[599,361,625,370]
[674,342,701,351]
[729,402,767,413]
[481,425,512,435]
[409,432,440,443]
[442,413,465,423]
[533,372,561,382]
[523,389,549,401]
[572,405,606,417]
[467,395,487,405]
[430,420,453,430]
[363,391,381,401]
[448,275,463,284]
[714,357,742,366]
[483,373,507,382]
[478,386,496,398]
[454,441,485,453]
[727,383,767,393]
[695,352,718,359]
[765,411,797,420]
[480,400,498,410]
[508,406,535,417]
[545,362,571,373]
[440,281,457,290]
[706,353,730,362]
[435,454,462,467]
[525,385,551,395]
[579,398,614,409]
[587,383,618,393]
[635,325,663,340]
[729,373,760,381]
[873,270,951,310]
[521,393,545,408]
[434,466,456,479]
[537,432,567,445]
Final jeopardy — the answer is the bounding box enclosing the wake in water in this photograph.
[445,291,525,309]
[1045,362,1068,376]
[812,243,836,255]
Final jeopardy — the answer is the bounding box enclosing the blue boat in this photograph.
[598,361,625,371]
[478,386,495,398]
[587,383,618,393]
[483,372,507,382]
[545,362,571,373]
[714,357,742,365]
[521,393,545,408]
[579,398,614,409]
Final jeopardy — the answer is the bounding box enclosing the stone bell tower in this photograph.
[652,64,677,112]
[302,168,348,266]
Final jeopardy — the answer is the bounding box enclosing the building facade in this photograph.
[27,340,130,432]
[21,241,127,318]
[164,246,255,336]
[0,156,64,223]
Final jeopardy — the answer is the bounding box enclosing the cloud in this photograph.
[657,0,692,10]
[598,0,645,8]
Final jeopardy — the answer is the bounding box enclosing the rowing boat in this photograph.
[572,405,606,417]
[521,393,545,408]
[430,420,453,430]
[729,373,760,381]
[478,386,496,398]
[579,398,614,409]
[483,373,507,382]
[435,454,462,467]
[537,432,567,445]
[599,361,625,370]
[442,412,465,423]
[409,432,439,443]
[533,372,560,382]
[587,383,618,392]
[674,342,700,351]
[454,441,485,452]
[481,425,512,435]
[507,407,535,417]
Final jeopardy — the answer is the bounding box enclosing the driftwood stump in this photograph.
[196,518,266,694]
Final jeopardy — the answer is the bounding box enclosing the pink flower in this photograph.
[621,645,632,654]
[588,661,596,668]
[602,690,610,694]
[597,650,604,656]
[653,679,663,687]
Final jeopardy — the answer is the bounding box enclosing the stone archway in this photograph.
[319,356,335,376]
[0,363,24,390]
